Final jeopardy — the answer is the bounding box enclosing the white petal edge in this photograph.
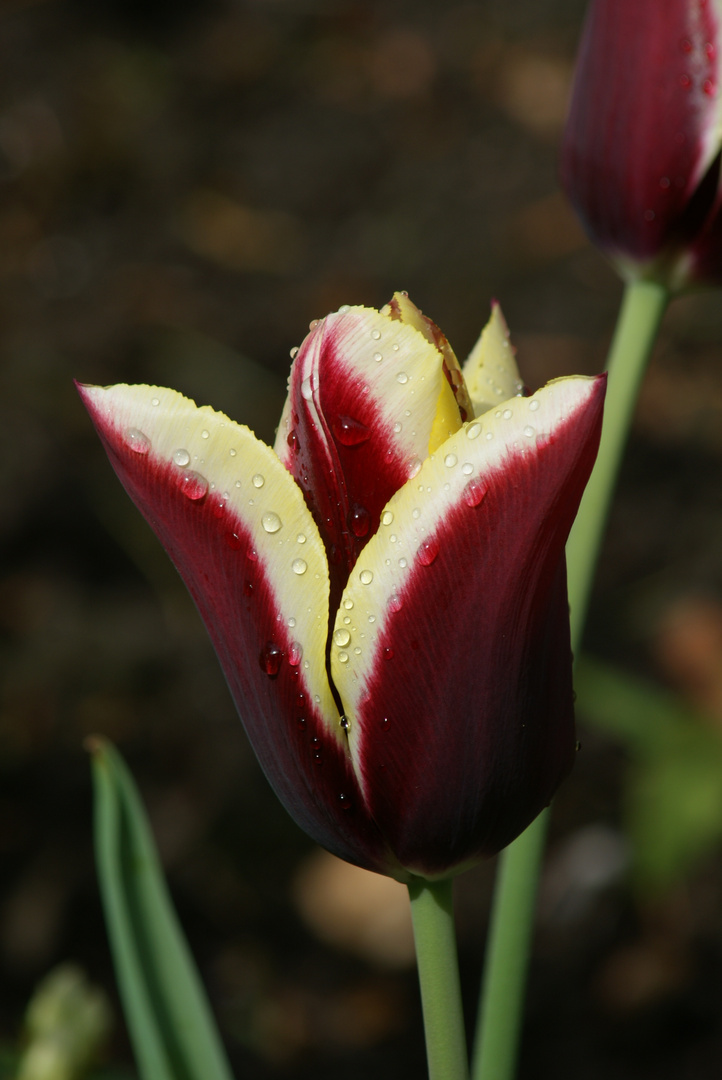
[83,383,342,745]
[329,375,601,786]
[462,303,524,418]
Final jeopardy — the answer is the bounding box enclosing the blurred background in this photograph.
[3,0,722,1076]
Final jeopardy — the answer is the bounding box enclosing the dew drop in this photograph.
[338,651,349,663]
[243,579,254,598]
[371,329,382,341]
[368,614,376,623]
[444,453,458,468]
[259,642,283,678]
[396,372,409,385]
[417,539,439,566]
[338,793,353,811]
[359,569,374,585]
[333,628,351,647]
[383,646,394,660]
[466,422,481,440]
[288,617,296,628]
[349,504,370,538]
[296,533,306,544]
[151,397,160,406]
[393,422,402,433]
[252,474,265,488]
[262,512,282,534]
[340,715,349,730]
[288,641,303,666]
[389,594,403,613]
[290,346,299,359]
[333,415,371,446]
[464,481,486,508]
[126,428,151,454]
[343,598,354,610]
[380,510,394,527]
[528,398,540,412]
[398,557,407,568]
[226,531,243,550]
[373,352,383,363]
[408,457,422,478]
[247,547,258,562]
[485,431,494,440]
[412,508,421,520]
[201,429,210,440]
[179,470,208,501]
[338,304,351,313]
[301,377,313,400]
[292,558,307,575]
[297,716,306,730]
[523,425,535,438]
[461,462,474,475]
[502,408,513,420]
[172,448,191,467]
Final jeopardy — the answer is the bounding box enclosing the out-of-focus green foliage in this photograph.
[15,964,111,1080]
[576,655,722,892]
[90,739,235,1080]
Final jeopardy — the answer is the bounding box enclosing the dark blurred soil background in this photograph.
[3,0,722,1076]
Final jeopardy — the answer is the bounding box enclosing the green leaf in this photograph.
[576,656,722,891]
[89,738,235,1080]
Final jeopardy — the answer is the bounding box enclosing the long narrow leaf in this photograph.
[90,737,235,1080]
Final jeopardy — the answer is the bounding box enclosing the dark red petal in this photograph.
[78,383,399,877]
[561,0,721,265]
[275,304,460,611]
[331,375,606,878]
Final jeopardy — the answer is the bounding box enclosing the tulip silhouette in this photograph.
[80,296,604,881]
[561,0,722,288]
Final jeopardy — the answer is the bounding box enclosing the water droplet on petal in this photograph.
[389,594,403,613]
[444,453,458,468]
[201,429,210,440]
[408,457,422,478]
[466,422,481,440]
[288,641,303,666]
[338,651,349,663]
[381,510,394,526]
[301,377,313,400]
[333,416,371,446]
[383,646,394,660]
[179,470,208,500]
[343,598,354,610]
[461,462,474,475]
[151,397,160,406]
[359,569,373,585]
[338,792,353,811]
[296,533,306,544]
[290,346,299,358]
[502,408,513,420]
[523,425,535,437]
[373,352,383,363]
[371,328,382,341]
[349,504,370,538]
[262,512,282,534]
[529,398,540,412]
[292,558,307,575]
[333,628,351,647]
[464,481,486,508]
[396,372,409,385]
[417,539,439,566]
[126,428,151,454]
[393,422,402,433]
[412,507,421,520]
[252,474,265,488]
[172,448,191,467]
[226,531,243,550]
[259,642,283,678]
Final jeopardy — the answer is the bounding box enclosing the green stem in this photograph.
[471,278,669,1080]
[409,877,469,1080]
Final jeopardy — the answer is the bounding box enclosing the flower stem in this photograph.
[471,278,669,1080]
[409,877,469,1080]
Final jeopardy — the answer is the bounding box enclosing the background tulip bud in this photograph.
[561,0,722,289]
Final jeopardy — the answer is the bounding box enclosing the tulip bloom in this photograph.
[79,296,604,882]
[561,0,722,288]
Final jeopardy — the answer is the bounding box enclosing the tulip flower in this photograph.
[561,0,722,288]
[79,296,605,882]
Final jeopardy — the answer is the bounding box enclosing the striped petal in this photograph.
[329,374,606,878]
[561,0,722,285]
[273,300,464,609]
[78,383,396,875]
